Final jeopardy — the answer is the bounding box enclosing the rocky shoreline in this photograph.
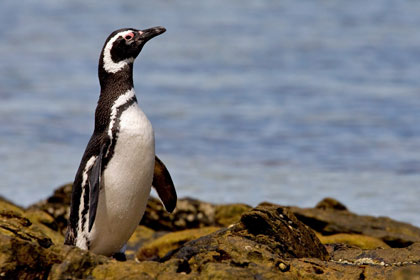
[1,184,420,279]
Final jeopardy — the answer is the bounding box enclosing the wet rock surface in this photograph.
[1,185,420,279]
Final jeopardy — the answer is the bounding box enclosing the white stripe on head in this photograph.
[103,30,135,74]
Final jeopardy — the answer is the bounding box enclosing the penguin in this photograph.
[64,26,177,258]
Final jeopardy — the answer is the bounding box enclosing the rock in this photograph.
[48,246,108,279]
[215,203,252,227]
[0,198,61,279]
[330,242,420,266]
[140,197,216,231]
[24,210,64,246]
[0,196,25,214]
[392,265,420,280]
[0,195,108,280]
[27,183,72,235]
[90,260,164,280]
[0,197,62,246]
[0,209,54,249]
[290,199,420,248]
[317,233,390,249]
[0,234,62,280]
[315,197,348,211]
[238,203,329,260]
[141,197,252,231]
[286,257,366,280]
[29,185,251,233]
[5,186,420,279]
[136,226,220,261]
[163,203,329,278]
[125,225,160,259]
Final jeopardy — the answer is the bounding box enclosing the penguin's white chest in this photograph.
[89,103,155,255]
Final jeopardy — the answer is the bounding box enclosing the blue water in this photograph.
[1,1,420,226]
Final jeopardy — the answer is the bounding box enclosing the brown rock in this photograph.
[27,183,72,235]
[48,246,108,279]
[290,200,420,248]
[0,199,62,279]
[0,196,25,213]
[238,203,329,260]
[7,186,420,279]
[215,203,252,227]
[392,265,420,280]
[163,203,329,277]
[315,197,348,211]
[330,242,420,266]
[125,225,160,260]
[140,197,216,231]
[0,210,53,249]
[29,184,250,234]
[0,234,62,280]
[317,233,390,249]
[136,226,220,261]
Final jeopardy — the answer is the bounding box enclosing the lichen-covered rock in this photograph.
[215,203,252,227]
[315,197,348,211]
[163,204,329,278]
[330,242,420,266]
[290,200,420,248]
[238,203,329,260]
[29,185,251,233]
[317,233,390,249]
[141,197,253,231]
[27,183,72,235]
[0,234,62,280]
[125,225,159,259]
[0,196,25,214]
[392,265,420,280]
[48,246,108,279]
[0,196,105,280]
[0,198,62,279]
[4,187,420,279]
[24,209,64,245]
[90,260,163,280]
[0,210,53,249]
[140,197,216,231]
[136,226,220,261]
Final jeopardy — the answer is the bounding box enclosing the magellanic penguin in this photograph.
[64,27,177,258]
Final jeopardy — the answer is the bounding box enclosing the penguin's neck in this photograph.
[94,64,138,133]
[99,64,134,93]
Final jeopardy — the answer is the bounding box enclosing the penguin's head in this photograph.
[101,26,166,74]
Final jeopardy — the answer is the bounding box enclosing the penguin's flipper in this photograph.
[88,144,105,232]
[152,155,177,213]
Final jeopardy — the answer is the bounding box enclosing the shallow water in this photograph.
[1,1,420,226]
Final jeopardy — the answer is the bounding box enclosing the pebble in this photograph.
[278,263,288,272]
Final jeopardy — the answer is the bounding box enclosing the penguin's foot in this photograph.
[111,252,127,261]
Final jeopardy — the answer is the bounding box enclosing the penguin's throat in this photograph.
[103,54,134,74]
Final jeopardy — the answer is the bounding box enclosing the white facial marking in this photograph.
[103,30,135,74]
[76,155,97,249]
[106,88,136,157]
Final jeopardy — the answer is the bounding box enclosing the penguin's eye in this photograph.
[125,35,133,40]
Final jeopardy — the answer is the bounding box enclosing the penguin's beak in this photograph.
[137,26,166,43]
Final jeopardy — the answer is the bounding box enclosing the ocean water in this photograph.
[1,1,420,226]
